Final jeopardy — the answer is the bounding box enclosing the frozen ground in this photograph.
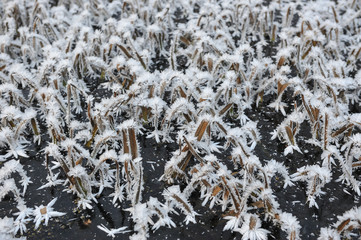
[0,0,361,239]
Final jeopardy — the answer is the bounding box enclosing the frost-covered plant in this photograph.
[0,160,64,237]
[32,198,65,229]
[291,165,331,208]
[318,206,361,240]
[1,0,361,239]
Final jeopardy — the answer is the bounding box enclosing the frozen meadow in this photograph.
[0,0,361,239]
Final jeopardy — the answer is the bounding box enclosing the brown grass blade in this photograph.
[122,129,129,154]
[239,69,247,83]
[352,161,361,168]
[277,56,286,69]
[128,128,138,159]
[208,58,213,71]
[337,219,350,233]
[324,113,328,150]
[221,176,240,211]
[135,51,146,69]
[117,44,132,58]
[200,179,210,188]
[277,81,290,96]
[271,24,277,41]
[316,60,326,78]
[251,200,264,208]
[223,189,230,202]
[302,45,312,59]
[355,47,361,60]
[301,95,314,123]
[183,136,203,162]
[14,120,28,140]
[178,86,187,98]
[75,157,83,166]
[292,122,298,136]
[331,124,354,138]
[31,118,39,136]
[206,124,211,138]
[290,230,296,240]
[249,216,257,230]
[183,113,192,123]
[179,36,191,46]
[195,120,209,141]
[219,103,233,116]
[171,194,192,214]
[332,6,339,23]
[148,85,155,98]
[178,152,192,171]
[135,165,142,204]
[86,124,98,148]
[285,126,294,145]
[212,185,222,197]
[310,106,320,121]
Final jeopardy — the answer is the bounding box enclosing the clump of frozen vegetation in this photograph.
[0,0,361,239]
